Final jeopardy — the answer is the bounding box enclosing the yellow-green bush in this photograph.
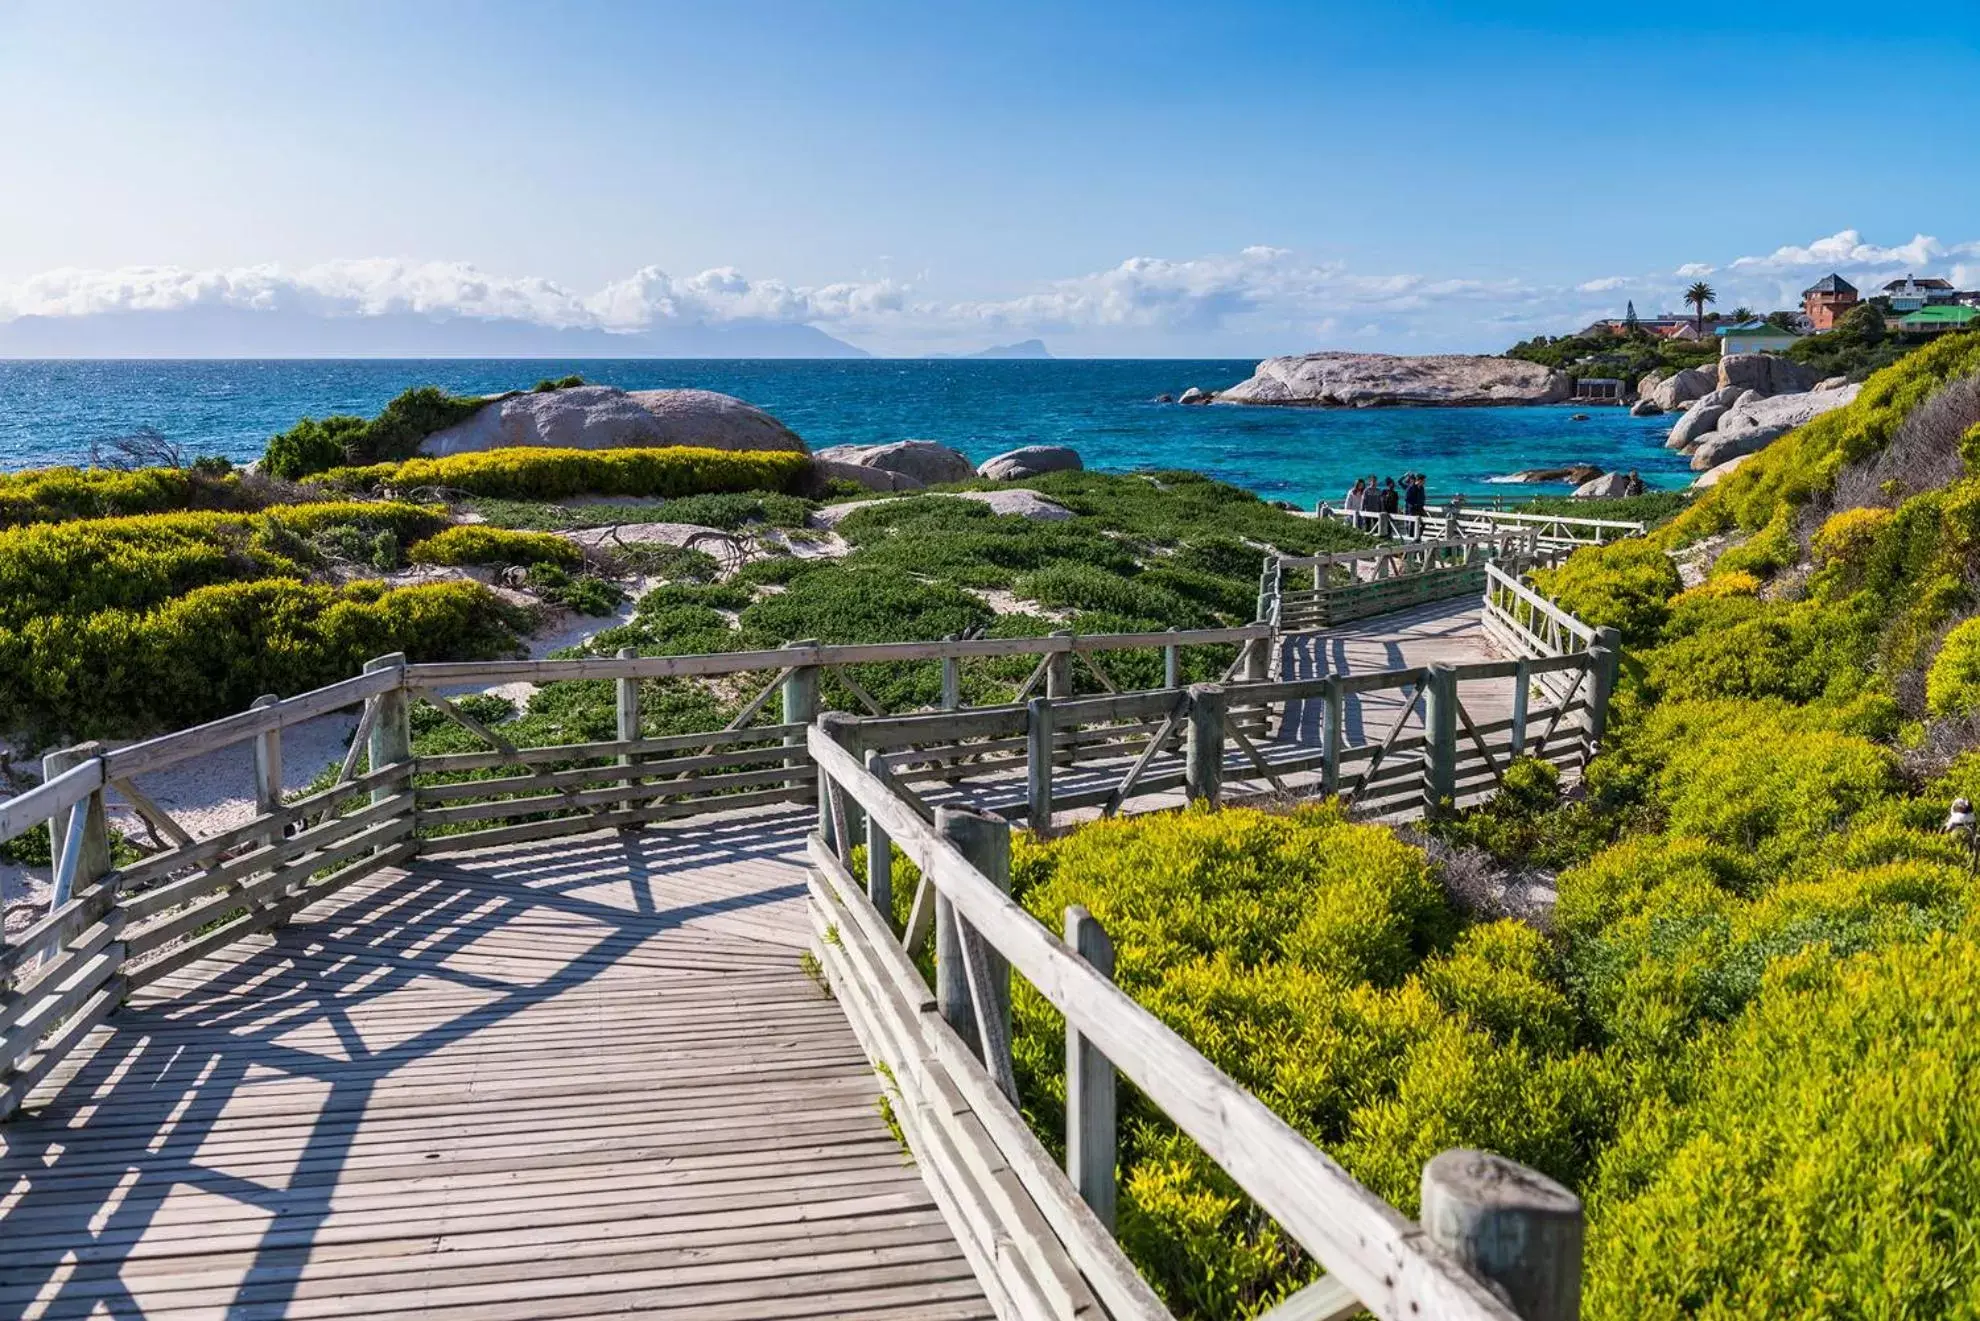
[0,578,527,736]
[407,524,581,568]
[1926,615,1980,717]
[1530,538,1682,645]
[1710,504,1800,580]
[0,502,446,626]
[1811,504,1892,567]
[325,445,812,501]
[0,465,248,528]
[1001,807,1610,1316]
[1585,933,1980,1318]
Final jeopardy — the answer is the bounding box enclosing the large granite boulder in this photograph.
[812,489,1073,530]
[1691,453,1754,488]
[419,385,806,457]
[1217,352,1570,407]
[1691,384,1864,469]
[1718,353,1822,396]
[1667,403,1727,450]
[1572,471,1633,500]
[1494,464,1604,485]
[1699,385,1746,410]
[976,445,1083,481]
[813,439,974,487]
[1629,398,1663,417]
[814,460,924,493]
[1645,366,1720,411]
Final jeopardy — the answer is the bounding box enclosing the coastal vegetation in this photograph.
[1504,329,1717,384]
[263,385,492,479]
[322,444,812,501]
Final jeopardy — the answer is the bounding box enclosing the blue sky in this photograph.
[2,0,1977,355]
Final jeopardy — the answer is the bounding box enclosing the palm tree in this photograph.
[1730,305,1754,323]
[1686,281,1718,333]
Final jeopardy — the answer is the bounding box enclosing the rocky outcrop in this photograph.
[1572,472,1633,500]
[811,489,1074,530]
[1667,403,1728,450]
[1630,398,1662,417]
[1815,375,1851,392]
[813,440,974,487]
[1690,384,1863,469]
[1718,353,1822,396]
[1178,387,1211,405]
[1217,352,1570,407]
[976,445,1083,481]
[1493,464,1604,485]
[1692,453,1754,488]
[814,460,924,493]
[1644,366,1719,412]
[419,385,806,457]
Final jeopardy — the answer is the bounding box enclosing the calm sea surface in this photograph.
[0,359,1686,504]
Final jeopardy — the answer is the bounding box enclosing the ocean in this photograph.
[0,359,1687,505]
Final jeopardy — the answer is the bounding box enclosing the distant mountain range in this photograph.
[928,339,1054,360]
[0,308,871,358]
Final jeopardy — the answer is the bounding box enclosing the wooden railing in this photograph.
[0,610,1606,1319]
[808,722,1591,1321]
[0,624,1267,1120]
[1266,532,1555,630]
[823,643,1612,837]
[1318,503,1645,548]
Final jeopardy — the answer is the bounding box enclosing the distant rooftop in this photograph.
[1802,273,1857,296]
[1716,320,1798,338]
[1883,275,1956,291]
[1898,305,1979,326]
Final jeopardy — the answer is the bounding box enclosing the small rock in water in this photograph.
[1569,413,1591,421]
[1629,398,1662,417]
[1154,393,1175,404]
[1178,387,1211,405]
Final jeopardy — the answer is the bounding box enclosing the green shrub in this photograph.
[0,579,527,736]
[524,564,623,616]
[1926,615,1980,717]
[1586,933,1980,1318]
[0,464,269,528]
[740,567,992,646]
[325,445,812,501]
[1015,563,1211,626]
[1530,539,1682,644]
[531,374,585,392]
[0,503,447,628]
[407,525,582,568]
[264,386,491,478]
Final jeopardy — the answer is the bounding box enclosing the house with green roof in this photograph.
[1897,304,1980,335]
[1715,320,1802,355]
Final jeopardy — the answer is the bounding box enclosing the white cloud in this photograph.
[1728,228,1954,273]
[2,227,1972,353]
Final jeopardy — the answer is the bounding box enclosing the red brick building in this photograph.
[1801,273,1859,331]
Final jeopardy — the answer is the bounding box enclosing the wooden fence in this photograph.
[808,723,1592,1321]
[0,624,1266,1121]
[1266,532,1556,630]
[1318,503,1645,549]
[0,604,1608,1319]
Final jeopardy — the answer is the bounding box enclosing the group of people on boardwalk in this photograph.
[1341,474,1449,537]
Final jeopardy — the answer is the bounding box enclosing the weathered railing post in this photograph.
[1027,696,1055,836]
[784,639,821,805]
[1322,674,1343,798]
[935,806,1012,1086]
[1584,626,1621,761]
[1047,631,1075,769]
[863,749,892,916]
[1184,683,1226,807]
[250,695,282,848]
[615,647,641,818]
[1421,1149,1583,1321]
[41,743,110,906]
[362,653,411,807]
[1064,904,1117,1230]
[1423,664,1458,819]
[941,634,963,711]
[1163,628,1182,690]
[817,712,861,849]
[1511,658,1532,758]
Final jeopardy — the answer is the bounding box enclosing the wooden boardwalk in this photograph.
[0,805,992,1320]
[1277,594,1512,745]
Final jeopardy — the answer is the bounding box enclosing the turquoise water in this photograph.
[0,359,1685,503]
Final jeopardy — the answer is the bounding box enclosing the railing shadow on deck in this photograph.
[0,810,814,1318]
